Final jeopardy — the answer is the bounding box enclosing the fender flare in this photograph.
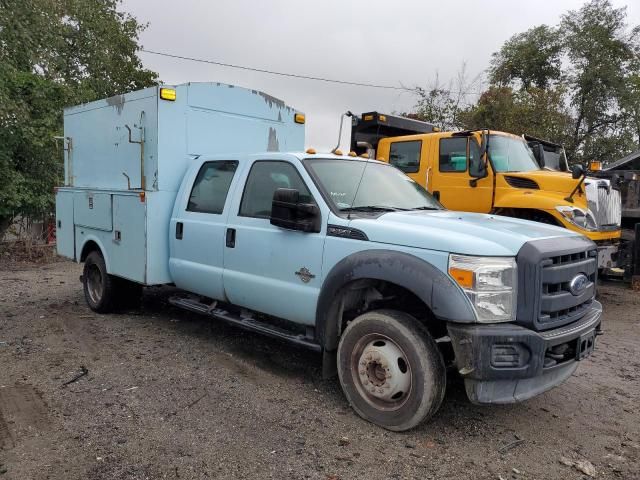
[315,249,476,352]
[78,235,112,274]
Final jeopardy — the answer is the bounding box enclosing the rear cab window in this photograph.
[389,140,422,173]
[187,161,239,214]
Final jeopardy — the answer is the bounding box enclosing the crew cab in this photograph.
[56,83,603,431]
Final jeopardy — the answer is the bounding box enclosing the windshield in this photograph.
[489,135,540,173]
[306,159,442,212]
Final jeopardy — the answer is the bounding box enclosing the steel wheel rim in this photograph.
[86,263,104,304]
[350,333,413,411]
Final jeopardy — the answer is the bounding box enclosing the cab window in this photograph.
[389,140,421,173]
[187,161,238,214]
[439,137,467,172]
[240,161,314,218]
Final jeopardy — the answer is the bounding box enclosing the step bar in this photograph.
[169,296,322,352]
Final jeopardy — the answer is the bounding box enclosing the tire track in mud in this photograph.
[0,384,50,450]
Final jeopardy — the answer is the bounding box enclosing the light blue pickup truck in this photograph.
[56,83,602,431]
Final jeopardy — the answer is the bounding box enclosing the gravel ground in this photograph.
[0,259,639,480]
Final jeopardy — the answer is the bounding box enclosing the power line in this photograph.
[141,49,412,92]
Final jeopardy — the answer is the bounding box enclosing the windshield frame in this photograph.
[302,157,443,218]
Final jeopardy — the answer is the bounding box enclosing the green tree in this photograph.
[489,25,563,89]
[0,0,157,238]
[461,86,573,145]
[561,0,640,161]
[477,0,640,163]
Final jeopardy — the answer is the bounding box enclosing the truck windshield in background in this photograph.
[306,159,441,212]
[489,135,540,173]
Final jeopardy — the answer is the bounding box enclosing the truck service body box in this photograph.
[56,82,305,285]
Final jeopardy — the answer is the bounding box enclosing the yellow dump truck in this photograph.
[350,112,622,269]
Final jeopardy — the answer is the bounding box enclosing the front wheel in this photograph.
[337,310,446,431]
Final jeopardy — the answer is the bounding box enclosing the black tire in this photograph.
[337,309,446,431]
[82,251,118,313]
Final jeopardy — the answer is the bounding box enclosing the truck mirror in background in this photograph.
[571,164,585,179]
[270,188,321,233]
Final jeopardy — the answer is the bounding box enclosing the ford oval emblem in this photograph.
[568,273,589,296]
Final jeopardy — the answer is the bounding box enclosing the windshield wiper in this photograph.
[410,206,440,211]
[340,205,407,213]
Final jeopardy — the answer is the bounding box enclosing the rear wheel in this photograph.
[82,251,120,313]
[337,309,446,431]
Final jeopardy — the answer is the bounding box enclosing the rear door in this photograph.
[222,159,326,326]
[169,160,240,300]
[431,136,493,212]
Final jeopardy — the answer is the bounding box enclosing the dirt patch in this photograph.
[0,384,50,450]
[0,260,639,479]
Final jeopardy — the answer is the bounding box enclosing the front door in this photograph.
[430,136,493,213]
[223,159,326,326]
[169,160,240,300]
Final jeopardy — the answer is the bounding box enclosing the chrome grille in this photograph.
[585,180,621,230]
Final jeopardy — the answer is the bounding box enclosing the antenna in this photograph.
[346,121,380,220]
[331,111,354,154]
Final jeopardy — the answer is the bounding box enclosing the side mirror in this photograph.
[471,133,489,180]
[270,188,321,233]
[571,164,585,180]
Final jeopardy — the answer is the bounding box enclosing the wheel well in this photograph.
[494,208,563,227]
[79,240,101,262]
[331,279,452,360]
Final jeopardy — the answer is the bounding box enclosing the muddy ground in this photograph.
[0,259,638,480]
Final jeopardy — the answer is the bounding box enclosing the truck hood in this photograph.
[349,210,581,256]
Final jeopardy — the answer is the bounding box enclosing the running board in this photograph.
[169,296,321,352]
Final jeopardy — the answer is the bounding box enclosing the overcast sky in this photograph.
[123,0,639,150]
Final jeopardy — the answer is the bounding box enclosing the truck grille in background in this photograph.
[516,237,597,332]
[505,176,540,189]
[539,250,597,328]
[586,181,621,230]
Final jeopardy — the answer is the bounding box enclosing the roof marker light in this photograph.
[306,148,316,154]
[159,87,176,101]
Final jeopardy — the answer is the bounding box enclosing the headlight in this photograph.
[448,254,517,323]
[555,206,598,231]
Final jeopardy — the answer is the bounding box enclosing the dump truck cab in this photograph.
[353,113,622,268]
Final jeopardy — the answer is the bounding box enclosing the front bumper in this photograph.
[447,301,602,404]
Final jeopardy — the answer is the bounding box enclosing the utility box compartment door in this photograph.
[55,190,75,259]
[73,192,113,231]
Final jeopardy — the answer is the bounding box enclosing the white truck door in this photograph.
[169,160,240,300]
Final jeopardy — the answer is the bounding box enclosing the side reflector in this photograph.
[139,191,146,202]
[306,148,316,154]
[294,113,306,124]
[159,87,176,101]
[449,267,473,289]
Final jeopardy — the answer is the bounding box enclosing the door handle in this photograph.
[176,222,183,240]
[226,228,236,248]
